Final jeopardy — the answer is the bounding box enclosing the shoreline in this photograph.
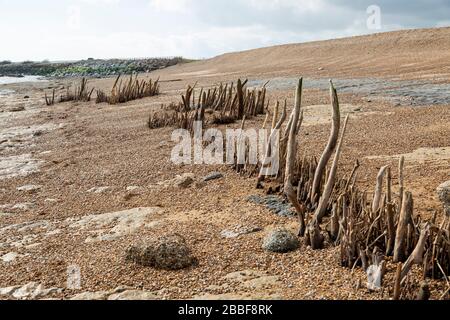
[0,57,187,79]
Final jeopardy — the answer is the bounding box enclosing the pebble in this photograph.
[1,252,19,263]
[86,186,112,194]
[16,184,42,193]
[203,172,224,182]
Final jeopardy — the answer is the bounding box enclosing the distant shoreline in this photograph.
[0,57,190,79]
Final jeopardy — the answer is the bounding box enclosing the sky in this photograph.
[1,0,449,61]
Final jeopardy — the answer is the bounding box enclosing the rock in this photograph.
[23,96,30,99]
[123,186,143,200]
[242,276,280,290]
[174,174,194,188]
[86,186,112,194]
[262,228,299,253]
[159,173,195,189]
[7,106,25,112]
[0,212,12,218]
[193,292,282,300]
[304,290,316,299]
[108,290,159,300]
[1,252,20,263]
[17,184,42,193]
[126,186,142,193]
[12,202,35,211]
[192,293,253,300]
[70,291,110,300]
[203,172,223,182]
[10,282,61,299]
[0,285,21,296]
[44,198,59,203]
[68,207,161,243]
[248,195,294,217]
[220,225,262,239]
[437,181,450,217]
[126,234,197,270]
[223,270,267,282]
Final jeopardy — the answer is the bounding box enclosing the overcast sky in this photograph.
[1,0,449,61]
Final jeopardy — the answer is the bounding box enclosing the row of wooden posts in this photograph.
[233,78,449,299]
[148,79,269,130]
[45,75,159,106]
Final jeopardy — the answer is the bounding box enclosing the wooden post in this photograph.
[393,191,413,263]
[393,263,403,300]
[284,79,306,236]
[372,166,388,213]
[310,80,341,204]
[309,115,350,249]
[400,223,431,283]
[237,79,244,119]
[398,156,405,209]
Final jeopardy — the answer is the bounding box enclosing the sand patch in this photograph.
[302,104,392,127]
[366,147,450,165]
[175,69,234,78]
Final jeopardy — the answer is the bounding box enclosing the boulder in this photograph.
[262,228,299,253]
[126,234,197,270]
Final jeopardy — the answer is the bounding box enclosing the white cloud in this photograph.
[436,20,450,27]
[1,0,449,61]
[78,0,121,4]
[148,0,191,12]
[247,0,326,13]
